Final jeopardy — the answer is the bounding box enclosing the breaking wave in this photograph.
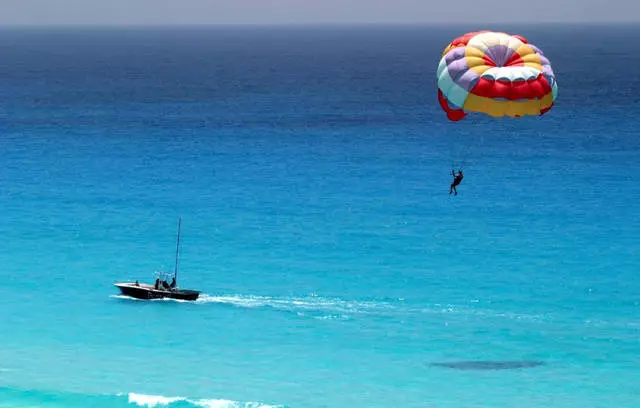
[0,387,284,408]
[126,392,283,407]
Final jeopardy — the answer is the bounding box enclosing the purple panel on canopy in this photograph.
[530,44,545,55]
[447,58,469,80]
[485,45,516,67]
[537,54,550,66]
[445,47,466,65]
[456,69,480,92]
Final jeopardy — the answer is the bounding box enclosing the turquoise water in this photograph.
[0,25,639,407]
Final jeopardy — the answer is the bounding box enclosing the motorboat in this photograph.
[114,281,200,301]
[114,217,200,301]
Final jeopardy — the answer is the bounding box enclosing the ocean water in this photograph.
[0,24,638,408]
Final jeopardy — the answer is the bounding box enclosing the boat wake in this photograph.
[112,293,548,323]
[111,292,395,319]
[195,294,548,321]
[195,293,399,320]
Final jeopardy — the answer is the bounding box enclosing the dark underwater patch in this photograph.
[430,361,545,370]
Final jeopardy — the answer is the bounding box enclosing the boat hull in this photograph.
[114,283,200,301]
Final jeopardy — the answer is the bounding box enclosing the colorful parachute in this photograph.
[437,31,558,121]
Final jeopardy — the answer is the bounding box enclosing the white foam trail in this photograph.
[196,294,395,317]
[112,292,395,316]
[197,294,538,322]
[114,291,546,323]
[126,393,283,408]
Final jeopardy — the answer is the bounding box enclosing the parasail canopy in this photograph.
[437,31,558,121]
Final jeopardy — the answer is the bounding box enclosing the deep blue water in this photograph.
[0,25,638,408]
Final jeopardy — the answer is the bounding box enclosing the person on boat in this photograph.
[449,169,464,196]
[135,280,140,287]
[154,278,161,290]
[170,277,176,289]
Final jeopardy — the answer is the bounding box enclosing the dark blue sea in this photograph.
[0,24,638,408]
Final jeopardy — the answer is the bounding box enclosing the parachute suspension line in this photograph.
[452,141,471,171]
[448,129,472,172]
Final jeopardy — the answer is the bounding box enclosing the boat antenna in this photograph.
[174,217,182,284]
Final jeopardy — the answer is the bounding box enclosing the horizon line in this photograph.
[0,21,638,29]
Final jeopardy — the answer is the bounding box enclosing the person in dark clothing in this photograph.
[449,170,464,196]
[170,277,176,289]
